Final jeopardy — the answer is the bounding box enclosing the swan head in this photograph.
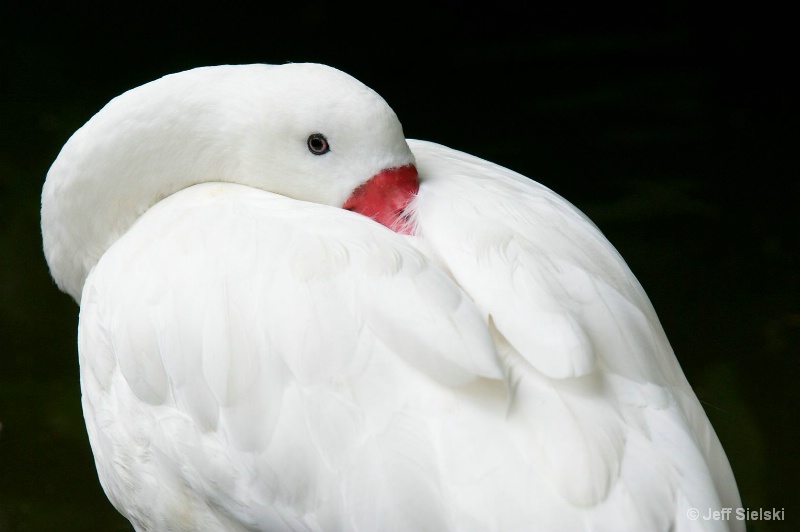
[41,63,416,302]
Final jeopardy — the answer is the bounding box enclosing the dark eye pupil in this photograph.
[307,133,329,155]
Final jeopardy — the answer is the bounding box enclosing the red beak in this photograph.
[343,164,419,235]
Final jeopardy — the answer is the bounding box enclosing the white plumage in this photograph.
[42,63,741,531]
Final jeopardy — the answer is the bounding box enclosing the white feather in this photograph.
[45,64,741,531]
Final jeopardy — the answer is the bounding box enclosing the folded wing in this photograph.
[409,139,741,530]
[79,182,501,530]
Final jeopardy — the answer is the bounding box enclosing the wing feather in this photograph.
[79,181,501,529]
[409,138,742,528]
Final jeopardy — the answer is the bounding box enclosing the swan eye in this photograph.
[307,133,330,155]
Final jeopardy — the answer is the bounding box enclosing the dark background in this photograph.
[1,2,797,531]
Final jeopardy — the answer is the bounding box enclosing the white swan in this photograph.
[42,63,742,531]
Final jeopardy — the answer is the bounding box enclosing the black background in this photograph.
[1,2,797,530]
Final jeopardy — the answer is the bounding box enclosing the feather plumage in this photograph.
[44,64,741,531]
